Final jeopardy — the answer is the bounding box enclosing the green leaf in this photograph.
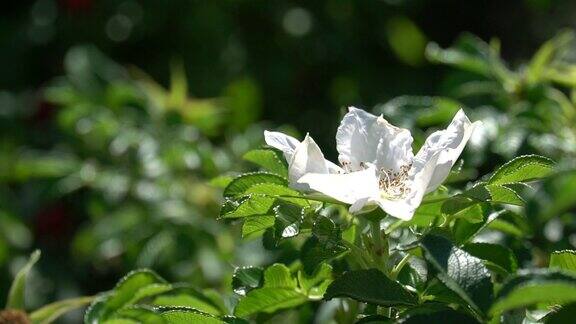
[243,183,299,197]
[422,278,469,306]
[263,264,297,288]
[323,269,417,306]
[356,314,392,323]
[300,238,347,276]
[111,306,165,323]
[84,269,167,321]
[448,183,525,211]
[425,33,513,83]
[463,242,518,274]
[297,263,333,299]
[232,267,264,295]
[526,31,574,84]
[398,306,480,324]
[300,217,348,274]
[152,287,225,315]
[452,210,505,244]
[543,302,576,324]
[244,183,308,207]
[441,197,487,223]
[158,307,226,324]
[490,270,576,316]
[241,216,275,239]
[234,288,307,318]
[488,155,555,185]
[420,235,493,315]
[223,172,287,198]
[234,264,307,317]
[526,170,576,223]
[243,149,287,177]
[484,184,525,205]
[220,195,276,219]
[550,250,576,273]
[273,203,303,238]
[29,296,94,324]
[425,42,491,77]
[209,175,234,188]
[487,219,525,238]
[6,250,40,309]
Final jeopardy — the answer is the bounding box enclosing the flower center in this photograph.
[378,163,412,200]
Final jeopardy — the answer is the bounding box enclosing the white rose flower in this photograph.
[265,107,481,220]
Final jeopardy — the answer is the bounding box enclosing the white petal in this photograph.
[349,197,371,213]
[288,134,330,189]
[264,130,301,161]
[415,109,482,193]
[376,152,442,220]
[297,166,380,205]
[336,107,414,172]
[265,130,344,175]
[376,110,480,221]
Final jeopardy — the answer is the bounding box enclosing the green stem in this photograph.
[390,254,412,280]
[370,220,387,272]
[343,241,371,269]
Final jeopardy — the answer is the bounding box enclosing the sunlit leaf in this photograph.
[489,155,555,185]
[550,250,576,273]
[243,149,287,177]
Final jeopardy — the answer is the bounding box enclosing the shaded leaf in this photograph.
[463,242,517,274]
[301,217,348,274]
[324,269,417,306]
[398,306,480,324]
[490,270,576,316]
[232,267,264,295]
[273,203,304,238]
[543,302,576,324]
[420,235,493,315]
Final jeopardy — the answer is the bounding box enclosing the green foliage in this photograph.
[420,235,493,317]
[0,45,267,304]
[242,149,288,177]
[233,264,332,317]
[463,242,518,274]
[84,269,237,323]
[300,217,348,274]
[549,250,576,273]
[29,297,94,324]
[324,269,417,306]
[6,250,40,310]
[490,270,576,316]
[223,172,288,198]
[488,155,555,185]
[2,13,576,323]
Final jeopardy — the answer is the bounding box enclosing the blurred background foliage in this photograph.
[2,0,576,318]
